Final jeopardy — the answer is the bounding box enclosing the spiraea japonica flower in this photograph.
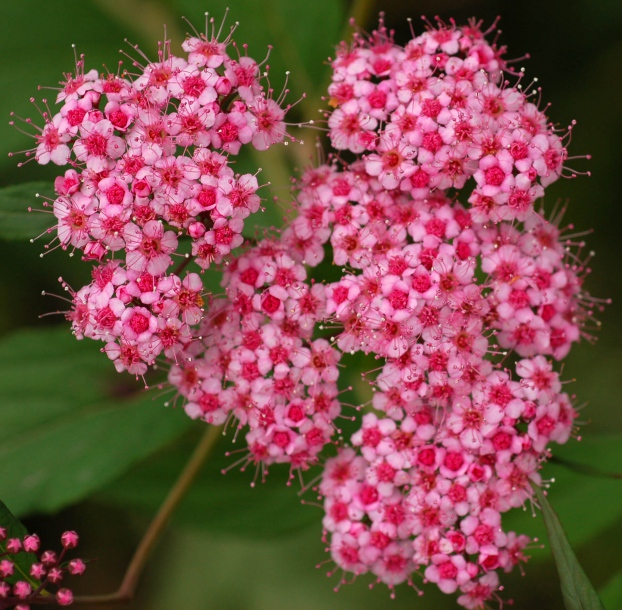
[13,11,605,610]
[12,14,295,379]
[307,17,601,607]
[324,16,581,224]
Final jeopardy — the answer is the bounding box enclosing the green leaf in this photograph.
[502,435,622,557]
[0,327,193,515]
[0,182,56,241]
[98,430,319,539]
[599,569,622,609]
[0,500,39,588]
[533,484,606,610]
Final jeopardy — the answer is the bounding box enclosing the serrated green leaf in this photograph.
[533,484,606,610]
[0,182,56,241]
[0,500,39,588]
[98,430,319,539]
[0,327,194,515]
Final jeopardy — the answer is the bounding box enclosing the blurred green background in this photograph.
[1,0,621,608]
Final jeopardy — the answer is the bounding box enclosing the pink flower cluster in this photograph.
[170,240,341,472]
[284,155,586,604]
[0,527,85,608]
[319,366,573,603]
[326,18,573,222]
[160,19,592,603]
[66,263,204,375]
[16,19,291,376]
[302,19,596,607]
[17,13,601,610]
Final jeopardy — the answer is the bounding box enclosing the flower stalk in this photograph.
[74,424,223,605]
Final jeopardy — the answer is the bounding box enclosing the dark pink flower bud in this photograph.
[30,562,47,579]
[6,538,22,553]
[41,550,57,566]
[0,559,14,578]
[13,580,32,599]
[48,566,63,583]
[23,534,40,553]
[61,531,79,549]
[68,558,87,576]
[56,588,74,606]
[0,581,10,598]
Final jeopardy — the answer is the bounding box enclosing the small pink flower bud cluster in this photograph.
[0,527,85,608]
[15,18,291,377]
[169,239,341,472]
[326,18,574,223]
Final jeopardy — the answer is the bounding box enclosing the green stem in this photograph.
[73,424,223,605]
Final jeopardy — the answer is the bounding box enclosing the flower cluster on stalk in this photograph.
[16,13,603,609]
[0,528,85,609]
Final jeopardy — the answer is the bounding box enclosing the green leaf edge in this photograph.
[0,326,194,516]
[599,568,622,608]
[533,483,606,610]
[0,499,41,589]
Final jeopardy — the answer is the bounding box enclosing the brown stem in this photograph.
[171,252,193,277]
[73,424,223,606]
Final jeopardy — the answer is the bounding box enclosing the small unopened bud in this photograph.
[41,550,57,566]
[215,76,232,95]
[23,534,40,553]
[6,538,22,553]
[48,566,63,583]
[188,221,206,239]
[68,558,87,576]
[30,562,47,579]
[0,559,15,578]
[61,530,79,549]
[13,580,32,599]
[56,588,74,606]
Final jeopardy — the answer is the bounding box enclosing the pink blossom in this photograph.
[124,220,178,275]
[35,114,71,165]
[73,119,125,171]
